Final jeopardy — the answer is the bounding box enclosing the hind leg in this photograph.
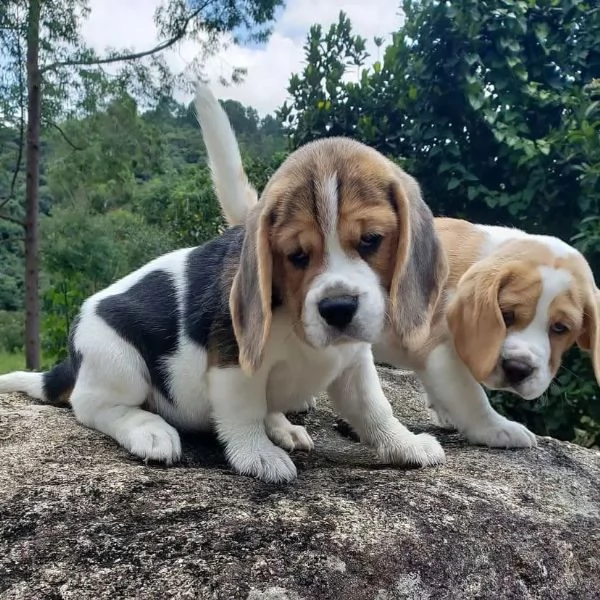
[70,360,181,464]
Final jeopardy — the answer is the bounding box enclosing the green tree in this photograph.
[0,0,283,369]
[279,12,367,149]
[47,93,165,212]
[221,99,260,135]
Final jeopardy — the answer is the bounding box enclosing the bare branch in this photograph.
[46,121,84,151]
[0,14,25,212]
[40,6,205,74]
[0,213,25,228]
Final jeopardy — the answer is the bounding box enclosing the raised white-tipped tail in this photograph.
[0,371,45,400]
[194,81,258,226]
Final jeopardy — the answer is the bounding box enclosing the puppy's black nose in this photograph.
[502,359,534,385]
[318,295,358,330]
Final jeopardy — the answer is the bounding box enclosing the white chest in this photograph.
[263,313,363,413]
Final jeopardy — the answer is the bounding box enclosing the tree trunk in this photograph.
[24,0,42,370]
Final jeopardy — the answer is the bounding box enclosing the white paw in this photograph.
[267,422,314,452]
[227,440,298,483]
[464,417,537,448]
[126,417,182,464]
[376,431,446,467]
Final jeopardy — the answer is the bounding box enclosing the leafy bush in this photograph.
[0,310,24,354]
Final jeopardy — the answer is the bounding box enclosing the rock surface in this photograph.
[0,367,599,600]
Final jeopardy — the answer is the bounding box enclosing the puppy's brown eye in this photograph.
[550,322,569,335]
[288,249,309,269]
[502,310,515,327]
[358,233,383,258]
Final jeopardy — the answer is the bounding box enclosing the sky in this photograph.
[80,0,404,116]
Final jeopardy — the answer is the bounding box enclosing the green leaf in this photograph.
[447,178,461,191]
[468,95,484,110]
[534,23,549,43]
[536,139,551,156]
[507,56,519,68]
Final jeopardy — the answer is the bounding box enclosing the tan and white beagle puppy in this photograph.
[204,87,600,449]
[378,219,600,447]
[0,88,448,483]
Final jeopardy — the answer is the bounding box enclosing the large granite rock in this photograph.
[0,367,598,599]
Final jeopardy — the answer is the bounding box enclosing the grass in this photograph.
[0,351,25,373]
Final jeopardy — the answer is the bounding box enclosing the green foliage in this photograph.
[282,2,600,447]
[158,165,226,247]
[0,310,25,354]
[0,351,25,373]
[279,12,368,146]
[0,229,24,311]
[244,151,288,193]
[46,93,166,212]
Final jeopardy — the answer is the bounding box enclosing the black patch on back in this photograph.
[88,226,278,392]
[185,226,245,366]
[96,270,180,401]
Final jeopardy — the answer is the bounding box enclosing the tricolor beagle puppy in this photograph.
[205,87,600,449]
[0,88,448,482]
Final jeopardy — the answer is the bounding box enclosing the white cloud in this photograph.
[82,0,403,116]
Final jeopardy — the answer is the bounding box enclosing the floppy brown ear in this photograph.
[446,262,507,382]
[576,288,600,385]
[230,204,273,375]
[389,171,449,349]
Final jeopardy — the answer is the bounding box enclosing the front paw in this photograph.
[267,422,314,452]
[376,430,446,467]
[464,417,537,448]
[226,440,298,483]
[126,417,182,464]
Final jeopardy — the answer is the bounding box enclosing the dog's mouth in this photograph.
[301,320,376,349]
[328,330,369,345]
[483,363,548,400]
